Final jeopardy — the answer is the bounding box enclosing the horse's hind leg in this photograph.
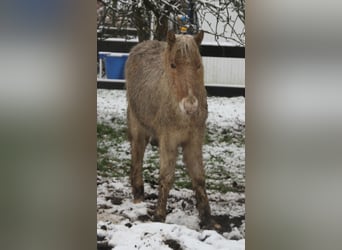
[128,108,149,203]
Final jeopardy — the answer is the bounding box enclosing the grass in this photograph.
[97,116,245,193]
[97,122,129,177]
[97,123,127,144]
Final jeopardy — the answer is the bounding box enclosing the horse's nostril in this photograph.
[189,96,196,104]
[179,96,198,115]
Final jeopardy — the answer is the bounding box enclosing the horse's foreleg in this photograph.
[154,136,177,222]
[183,137,212,228]
[128,110,148,203]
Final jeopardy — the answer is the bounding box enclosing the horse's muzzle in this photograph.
[179,95,198,115]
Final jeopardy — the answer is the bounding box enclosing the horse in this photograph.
[125,30,215,228]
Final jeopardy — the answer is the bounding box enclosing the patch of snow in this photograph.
[207,96,245,128]
[97,89,245,249]
[165,208,200,230]
[105,222,245,250]
[121,200,148,220]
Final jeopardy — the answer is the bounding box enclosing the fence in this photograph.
[97,38,245,96]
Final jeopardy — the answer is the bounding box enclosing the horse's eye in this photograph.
[171,63,176,69]
[197,64,201,69]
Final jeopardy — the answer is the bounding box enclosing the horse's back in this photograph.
[129,40,166,60]
[125,40,166,88]
[125,40,167,128]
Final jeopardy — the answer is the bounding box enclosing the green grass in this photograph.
[205,126,245,146]
[97,123,127,143]
[207,182,243,193]
[97,117,245,192]
[97,122,129,177]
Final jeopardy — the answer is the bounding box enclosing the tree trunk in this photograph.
[132,6,151,42]
[154,15,169,41]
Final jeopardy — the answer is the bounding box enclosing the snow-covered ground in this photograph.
[97,89,245,250]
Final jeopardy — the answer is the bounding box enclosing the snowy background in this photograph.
[97,89,245,250]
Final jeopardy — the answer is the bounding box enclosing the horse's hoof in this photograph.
[152,214,165,222]
[133,197,144,203]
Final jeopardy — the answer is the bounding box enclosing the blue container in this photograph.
[98,52,111,77]
[105,53,129,79]
[98,51,111,60]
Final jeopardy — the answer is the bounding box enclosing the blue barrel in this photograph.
[105,53,129,79]
[98,51,111,60]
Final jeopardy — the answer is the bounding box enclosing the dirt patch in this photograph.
[212,215,245,233]
[164,239,183,250]
[106,196,123,205]
[137,214,151,222]
[97,241,111,250]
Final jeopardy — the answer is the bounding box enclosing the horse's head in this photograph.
[165,30,205,115]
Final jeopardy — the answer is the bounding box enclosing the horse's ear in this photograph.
[167,30,176,47]
[194,30,204,46]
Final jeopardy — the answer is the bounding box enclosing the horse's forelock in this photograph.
[170,35,201,63]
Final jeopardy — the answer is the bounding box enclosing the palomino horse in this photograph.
[125,31,214,228]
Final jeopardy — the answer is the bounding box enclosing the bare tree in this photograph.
[97,0,245,45]
[196,0,245,45]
